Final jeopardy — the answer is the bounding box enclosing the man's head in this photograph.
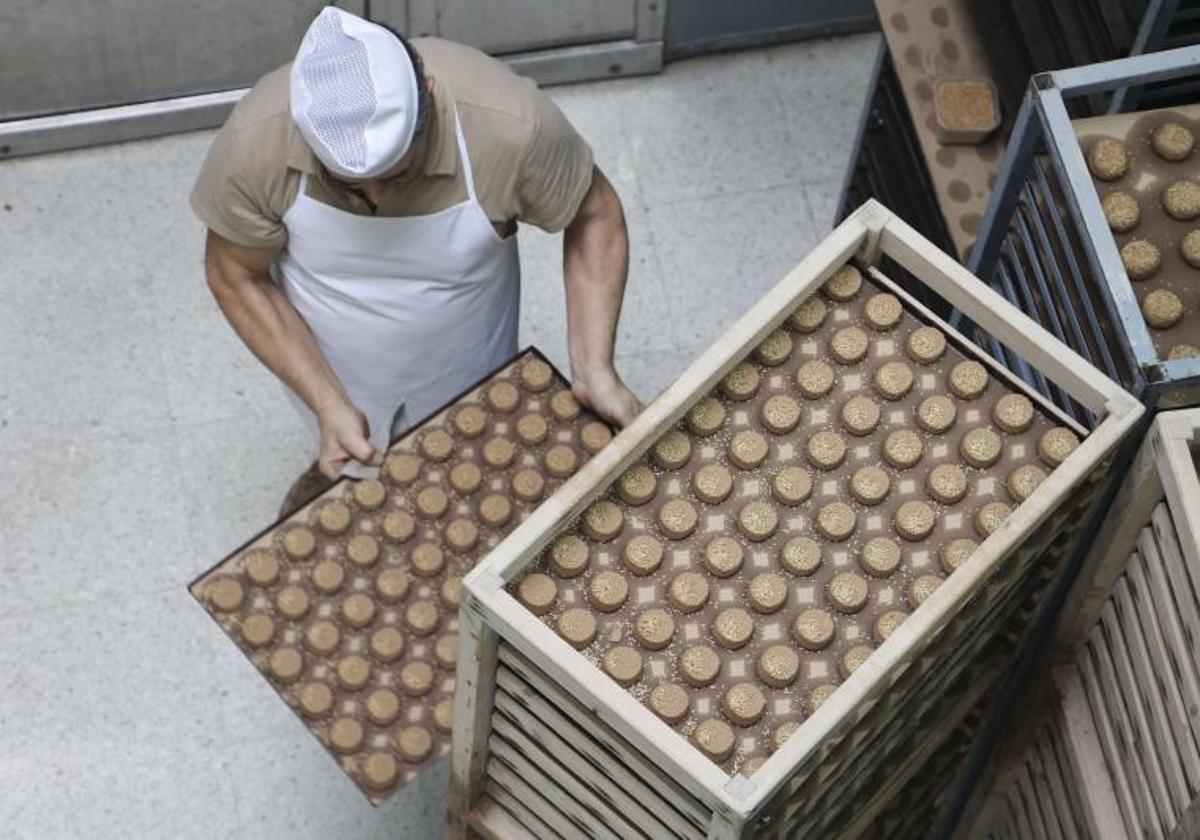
[289,8,432,180]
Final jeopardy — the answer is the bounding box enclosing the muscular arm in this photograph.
[203,230,382,476]
[562,166,641,427]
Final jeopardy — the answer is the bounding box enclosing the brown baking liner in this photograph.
[510,273,1079,777]
[1077,108,1200,362]
[190,348,604,804]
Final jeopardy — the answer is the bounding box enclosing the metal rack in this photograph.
[966,46,1200,422]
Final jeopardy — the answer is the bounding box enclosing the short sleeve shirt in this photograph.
[189,37,595,250]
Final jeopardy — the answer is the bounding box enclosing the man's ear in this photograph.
[426,75,436,92]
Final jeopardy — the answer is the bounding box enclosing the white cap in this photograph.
[290,7,420,179]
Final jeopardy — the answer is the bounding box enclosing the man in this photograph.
[192,7,639,511]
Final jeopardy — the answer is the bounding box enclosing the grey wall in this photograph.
[665,0,876,59]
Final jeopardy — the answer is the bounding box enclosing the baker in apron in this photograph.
[193,8,639,513]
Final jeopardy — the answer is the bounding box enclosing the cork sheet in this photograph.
[191,349,607,804]
[509,267,1082,777]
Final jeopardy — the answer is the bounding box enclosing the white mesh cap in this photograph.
[290,7,419,179]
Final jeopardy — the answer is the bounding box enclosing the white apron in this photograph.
[273,105,520,456]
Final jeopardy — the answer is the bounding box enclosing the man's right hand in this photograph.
[317,400,384,479]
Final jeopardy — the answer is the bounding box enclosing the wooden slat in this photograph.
[1025,737,1065,840]
[469,792,553,840]
[1017,762,1052,840]
[486,760,587,840]
[1036,725,1082,840]
[1151,505,1200,678]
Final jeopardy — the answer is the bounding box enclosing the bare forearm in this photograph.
[563,186,629,378]
[206,259,347,416]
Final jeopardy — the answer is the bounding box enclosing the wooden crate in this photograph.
[964,408,1200,840]
[449,200,1144,839]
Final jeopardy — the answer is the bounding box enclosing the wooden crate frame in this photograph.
[449,200,1144,838]
[961,408,1200,840]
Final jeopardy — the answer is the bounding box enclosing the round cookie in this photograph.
[445,517,480,552]
[1183,229,1200,268]
[362,752,398,789]
[703,536,744,578]
[604,646,643,686]
[449,461,482,495]
[860,537,902,578]
[721,362,761,401]
[738,500,778,542]
[1168,344,1200,360]
[433,699,455,733]
[839,645,874,679]
[328,718,364,755]
[828,571,869,614]
[511,468,545,503]
[949,361,989,399]
[369,627,405,663]
[780,536,822,576]
[806,684,838,715]
[927,463,968,504]
[874,361,915,400]
[1153,121,1194,161]
[747,572,788,614]
[649,683,690,724]
[590,571,629,612]
[550,390,581,421]
[517,573,557,615]
[617,464,657,506]
[761,394,802,434]
[479,494,512,528]
[305,619,341,655]
[792,608,835,650]
[874,610,908,643]
[415,485,449,518]
[515,412,549,445]
[755,329,794,367]
[382,510,416,543]
[399,661,434,696]
[583,500,624,542]
[277,585,311,620]
[895,500,936,541]
[961,427,1003,468]
[841,395,880,436]
[773,466,813,506]
[316,499,351,536]
[940,538,978,574]
[907,326,946,364]
[668,571,710,613]
[908,574,943,609]
[687,397,727,436]
[623,534,665,576]
[485,381,520,414]
[722,683,767,726]
[299,682,335,719]
[385,453,421,486]
[679,645,722,686]
[634,608,675,650]
[917,395,957,434]
[1103,190,1140,233]
[1121,239,1161,281]
[374,564,408,604]
[241,614,275,648]
[772,721,802,752]
[883,429,924,469]
[435,633,458,669]
[713,607,755,650]
[658,499,698,540]
[807,430,847,470]
[352,478,387,510]
[544,443,579,479]
[520,357,554,391]
[850,465,891,506]
[830,326,870,365]
[441,576,463,608]
[817,501,857,541]
[788,296,828,333]
[992,393,1035,434]
[758,645,801,689]
[796,359,836,399]
[336,655,371,691]
[206,577,244,613]
[396,726,433,763]
[693,463,733,505]
[1008,463,1047,503]
[341,593,376,628]
[310,560,345,595]
[1039,427,1080,467]
[824,264,863,301]
[652,430,692,470]
[975,502,1013,537]
[729,430,769,470]
[453,404,488,439]
[557,607,598,649]
[691,719,735,762]
[346,534,380,568]
[1087,137,1130,181]
[481,436,517,470]
[581,421,614,454]
[268,647,304,684]
[1164,179,1200,220]
[864,293,902,331]
[1143,289,1184,329]
[411,542,445,577]
[281,526,317,560]
[404,600,439,636]
[419,428,454,462]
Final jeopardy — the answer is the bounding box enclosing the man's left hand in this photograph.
[572,365,641,428]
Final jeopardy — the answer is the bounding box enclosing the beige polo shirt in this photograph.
[190,37,595,249]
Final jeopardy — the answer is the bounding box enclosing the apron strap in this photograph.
[450,104,480,204]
